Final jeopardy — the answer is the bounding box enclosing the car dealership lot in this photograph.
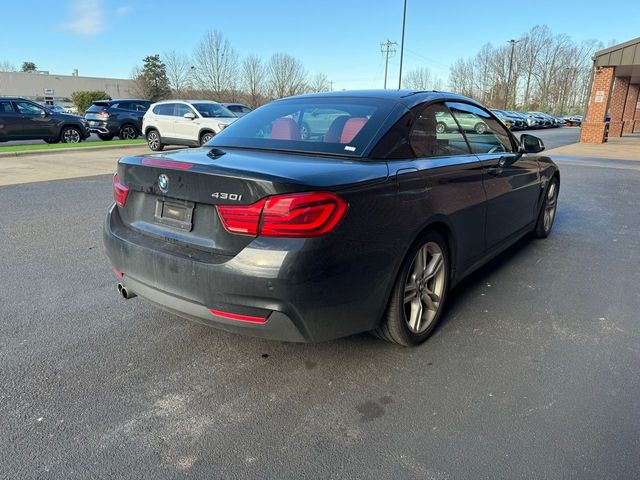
[1,133,638,479]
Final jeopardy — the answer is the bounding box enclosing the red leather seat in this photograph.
[271,118,301,140]
[324,115,351,143]
[340,117,367,143]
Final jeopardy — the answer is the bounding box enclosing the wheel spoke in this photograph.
[409,299,423,332]
[424,253,443,280]
[404,283,418,303]
[422,292,438,312]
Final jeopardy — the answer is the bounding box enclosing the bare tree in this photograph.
[447,25,599,114]
[0,60,16,72]
[402,67,433,90]
[308,72,330,93]
[242,55,266,107]
[163,50,193,97]
[266,53,308,99]
[192,30,239,101]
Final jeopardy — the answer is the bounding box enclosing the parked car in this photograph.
[0,97,89,143]
[85,99,151,140]
[526,112,551,128]
[222,103,253,117]
[142,100,238,151]
[105,90,559,346]
[490,109,515,130]
[562,115,582,126]
[47,104,66,114]
[435,110,488,134]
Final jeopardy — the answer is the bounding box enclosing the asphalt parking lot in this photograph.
[1,128,638,479]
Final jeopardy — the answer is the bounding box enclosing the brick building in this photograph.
[581,37,640,144]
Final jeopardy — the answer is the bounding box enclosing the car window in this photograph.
[153,103,174,116]
[241,107,252,114]
[192,103,235,118]
[133,102,149,112]
[174,104,195,117]
[209,97,394,157]
[227,105,240,112]
[411,103,471,158]
[0,101,15,113]
[14,101,45,115]
[446,102,514,154]
[116,102,130,110]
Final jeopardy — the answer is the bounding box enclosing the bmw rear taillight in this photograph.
[113,173,129,207]
[217,192,348,238]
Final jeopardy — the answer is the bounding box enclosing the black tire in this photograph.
[435,122,447,134]
[60,126,82,143]
[534,176,559,238]
[119,124,138,140]
[200,131,214,146]
[146,129,164,151]
[474,122,487,134]
[98,134,114,141]
[373,231,450,346]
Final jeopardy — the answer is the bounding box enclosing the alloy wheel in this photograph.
[62,128,81,143]
[121,126,137,140]
[543,181,558,232]
[147,131,159,150]
[403,242,446,334]
[201,133,214,145]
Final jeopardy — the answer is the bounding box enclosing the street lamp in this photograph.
[398,0,407,89]
[504,38,523,110]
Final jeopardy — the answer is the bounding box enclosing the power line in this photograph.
[380,39,397,89]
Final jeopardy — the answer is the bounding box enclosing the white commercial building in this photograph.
[0,71,138,106]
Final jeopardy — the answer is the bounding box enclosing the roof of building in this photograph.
[594,37,640,85]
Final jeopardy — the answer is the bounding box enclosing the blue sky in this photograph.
[1,0,638,90]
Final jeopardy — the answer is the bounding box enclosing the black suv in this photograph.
[0,97,89,144]
[85,99,151,140]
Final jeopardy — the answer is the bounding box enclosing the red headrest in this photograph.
[271,118,301,140]
[340,117,367,143]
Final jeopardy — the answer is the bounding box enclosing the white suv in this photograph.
[143,100,238,151]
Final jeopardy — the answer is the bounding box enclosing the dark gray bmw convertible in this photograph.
[105,90,559,346]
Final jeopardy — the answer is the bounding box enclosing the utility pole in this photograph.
[329,80,334,92]
[505,39,522,110]
[380,39,397,89]
[398,0,407,89]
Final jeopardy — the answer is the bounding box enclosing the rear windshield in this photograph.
[87,102,111,111]
[192,103,235,118]
[208,97,396,157]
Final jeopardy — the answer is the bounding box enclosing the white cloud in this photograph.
[62,0,105,36]
[116,5,132,16]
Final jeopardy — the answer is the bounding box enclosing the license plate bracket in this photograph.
[154,199,194,231]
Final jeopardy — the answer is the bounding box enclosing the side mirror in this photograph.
[183,112,196,120]
[40,110,49,117]
[520,134,545,154]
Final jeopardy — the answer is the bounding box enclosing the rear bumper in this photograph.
[104,205,393,342]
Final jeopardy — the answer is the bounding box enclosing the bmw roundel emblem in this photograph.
[158,174,169,193]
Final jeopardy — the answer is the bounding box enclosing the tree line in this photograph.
[447,25,601,115]
[130,30,331,107]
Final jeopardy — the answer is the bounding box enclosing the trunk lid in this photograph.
[115,147,388,256]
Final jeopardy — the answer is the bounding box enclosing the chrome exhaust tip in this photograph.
[117,283,137,300]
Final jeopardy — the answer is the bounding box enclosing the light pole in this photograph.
[505,39,522,110]
[398,0,407,89]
